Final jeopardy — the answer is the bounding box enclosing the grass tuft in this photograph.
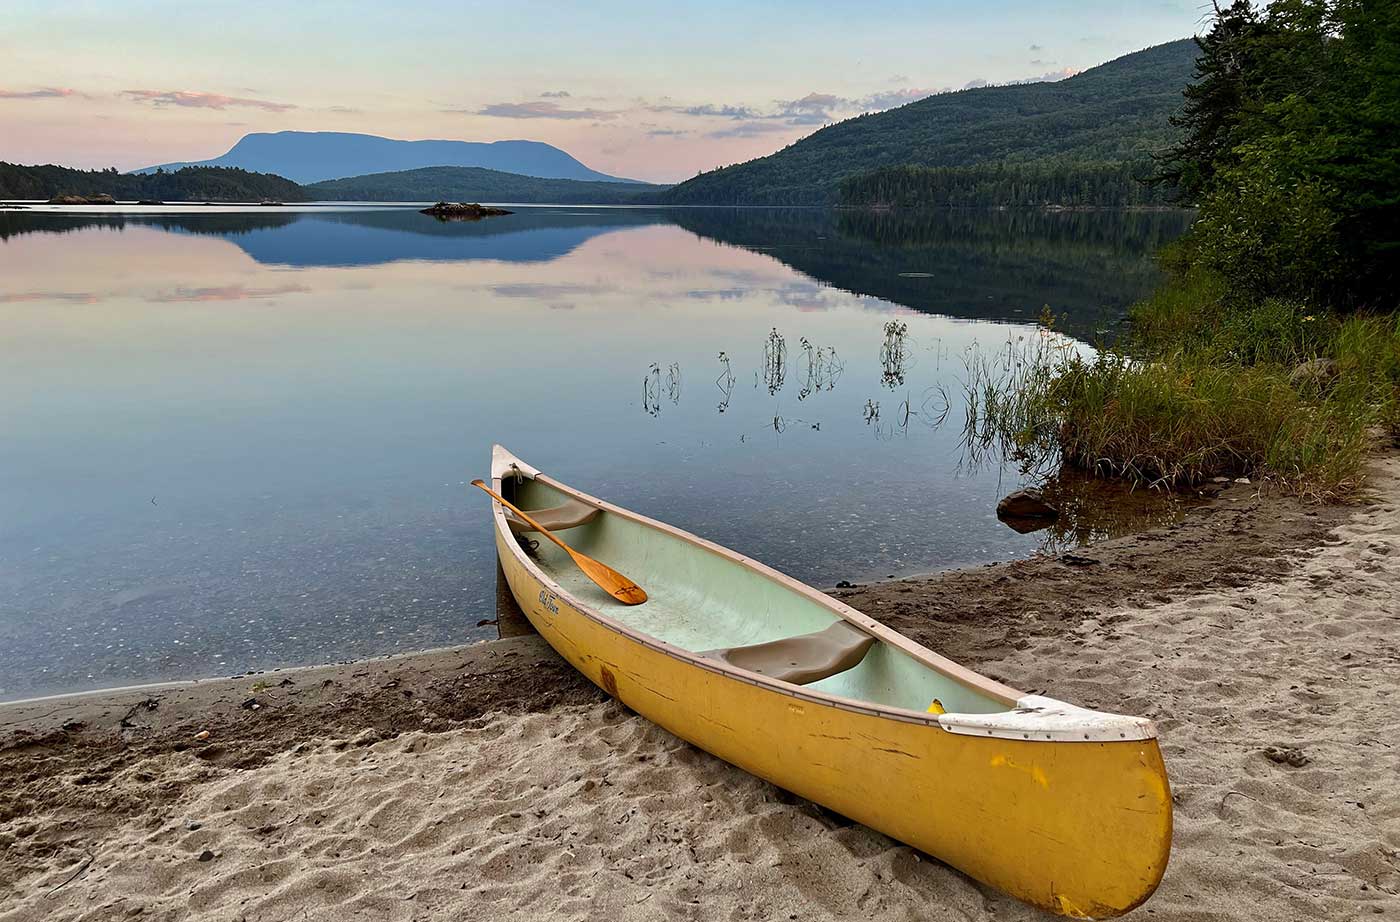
[962,270,1400,499]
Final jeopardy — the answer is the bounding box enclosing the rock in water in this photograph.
[420,201,513,220]
[997,488,1059,521]
[47,193,117,205]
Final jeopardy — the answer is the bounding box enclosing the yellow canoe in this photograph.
[486,445,1171,918]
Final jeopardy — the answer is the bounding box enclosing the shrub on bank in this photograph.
[969,280,1400,499]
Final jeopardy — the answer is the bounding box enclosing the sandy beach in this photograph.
[3,457,1398,920]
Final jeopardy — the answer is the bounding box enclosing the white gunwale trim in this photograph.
[487,445,1158,744]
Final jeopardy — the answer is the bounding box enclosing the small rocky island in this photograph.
[420,201,513,220]
[48,193,117,205]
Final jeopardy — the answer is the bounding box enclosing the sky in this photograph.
[0,1,1204,183]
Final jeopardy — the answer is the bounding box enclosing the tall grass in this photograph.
[963,274,1400,499]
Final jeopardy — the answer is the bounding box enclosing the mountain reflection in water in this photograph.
[0,205,1189,340]
[0,204,1193,700]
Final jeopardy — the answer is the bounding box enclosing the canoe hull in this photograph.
[495,526,1171,918]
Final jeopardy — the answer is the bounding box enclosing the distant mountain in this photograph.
[306,166,667,204]
[0,162,307,202]
[664,39,1198,205]
[137,131,635,185]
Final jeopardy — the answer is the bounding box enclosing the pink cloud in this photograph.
[120,90,296,112]
[0,87,82,100]
[149,284,310,303]
[472,100,619,120]
[0,291,98,303]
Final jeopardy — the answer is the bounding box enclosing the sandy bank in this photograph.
[2,458,1397,919]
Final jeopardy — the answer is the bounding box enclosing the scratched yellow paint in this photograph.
[990,753,1051,788]
[496,531,1172,918]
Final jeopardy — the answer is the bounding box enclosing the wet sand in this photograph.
[2,457,1397,920]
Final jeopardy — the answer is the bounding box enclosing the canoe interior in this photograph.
[506,476,1009,717]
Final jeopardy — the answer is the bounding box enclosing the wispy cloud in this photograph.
[473,100,619,120]
[489,282,612,299]
[856,87,941,110]
[121,90,297,112]
[652,102,763,120]
[0,87,83,100]
[962,67,1076,90]
[778,92,840,124]
[149,284,309,303]
[663,85,940,135]
[0,290,98,303]
[707,121,799,139]
[1025,67,1077,83]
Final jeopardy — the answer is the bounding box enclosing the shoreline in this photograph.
[0,641,516,710]
[3,457,1396,919]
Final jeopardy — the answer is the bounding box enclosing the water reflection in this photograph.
[715,352,735,413]
[641,362,682,417]
[0,204,1193,700]
[797,338,843,401]
[879,321,910,389]
[760,328,788,395]
[1006,468,1207,556]
[0,207,669,268]
[0,206,1191,338]
[669,207,1194,342]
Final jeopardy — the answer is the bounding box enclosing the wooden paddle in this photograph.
[471,479,648,605]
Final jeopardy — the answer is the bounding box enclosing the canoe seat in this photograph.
[702,620,876,686]
[505,498,599,535]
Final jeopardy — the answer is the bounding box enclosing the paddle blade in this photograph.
[574,553,649,605]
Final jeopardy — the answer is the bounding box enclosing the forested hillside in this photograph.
[0,163,308,202]
[665,39,1197,205]
[839,161,1174,207]
[306,167,665,204]
[975,0,1400,498]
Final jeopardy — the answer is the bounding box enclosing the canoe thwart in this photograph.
[701,620,876,686]
[505,499,599,535]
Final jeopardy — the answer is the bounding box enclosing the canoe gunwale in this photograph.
[489,445,1157,744]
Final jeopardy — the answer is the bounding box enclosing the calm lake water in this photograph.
[0,204,1192,700]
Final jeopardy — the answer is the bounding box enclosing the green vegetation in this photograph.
[966,302,1395,498]
[967,1,1400,498]
[664,39,1197,205]
[0,162,308,202]
[838,160,1173,208]
[306,166,667,204]
[0,162,667,207]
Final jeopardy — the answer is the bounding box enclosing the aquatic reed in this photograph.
[960,273,1400,499]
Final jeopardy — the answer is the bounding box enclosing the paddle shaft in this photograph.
[470,480,647,605]
[471,480,576,554]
